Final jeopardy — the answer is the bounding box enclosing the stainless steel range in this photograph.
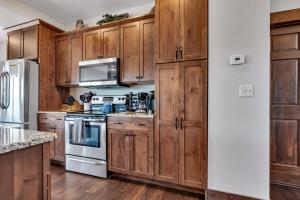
[65,95,126,178]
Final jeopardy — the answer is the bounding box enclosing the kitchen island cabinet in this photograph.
[0,127,56,200]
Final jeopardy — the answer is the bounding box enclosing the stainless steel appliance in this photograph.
[65,96,126,178]
[146,91,155,114]
[0,59,38,130]
[79,57,124,87]
[135,92,148,113]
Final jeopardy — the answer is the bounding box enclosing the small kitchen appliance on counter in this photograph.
[146,91,155,114]
[135,92,148,113]
[65,95,127,178]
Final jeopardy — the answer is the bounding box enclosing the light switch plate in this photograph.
[239,84,254,97]
[230,55,245,65]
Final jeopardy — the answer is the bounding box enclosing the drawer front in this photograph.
[38,113,65,127]
[108,117,154,132]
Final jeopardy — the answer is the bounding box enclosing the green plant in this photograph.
[97,13,129,25]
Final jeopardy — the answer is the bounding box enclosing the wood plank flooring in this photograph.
[51,165,204,200]
[271,184,300,200]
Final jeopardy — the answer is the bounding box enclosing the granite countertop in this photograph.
[0,127,57,154]
[107,112,155,118]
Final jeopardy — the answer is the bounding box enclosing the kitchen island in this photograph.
[0,127,56,200]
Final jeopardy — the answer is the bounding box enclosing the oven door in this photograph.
[65,119,106,160]
[79,58,119,87]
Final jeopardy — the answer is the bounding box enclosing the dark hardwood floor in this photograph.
[271,183,300,200]
[51,165,204,200]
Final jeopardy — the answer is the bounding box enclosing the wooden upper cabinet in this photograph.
[120,22,140,83]
[22,26,38,59]
[155,0,208,63]
[56,36,70,86]
[83,30,103,60]
[140,19,155,82]
[102,26,120,58]
[7,25,38,60]
[70,34,82,84]
[155,0,180,63]
[180,0,208,60]
[7,30,22,60]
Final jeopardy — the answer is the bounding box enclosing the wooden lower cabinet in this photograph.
[0,143,51,200]
[38,113,65,163]
[108,117,154,179]
[155,60,208,189]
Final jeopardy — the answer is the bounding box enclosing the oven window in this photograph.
[69,124,101,148]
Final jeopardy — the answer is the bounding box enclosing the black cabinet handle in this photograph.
[175,117,178,129]
[136,76,140,80]
[181,118,183,130]
[137,123,146,126]
[114,122,123,125]
[175,47,179,60]
[180,47,183,59]
[140,76,144,79]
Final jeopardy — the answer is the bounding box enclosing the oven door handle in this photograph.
[67,157,106,165]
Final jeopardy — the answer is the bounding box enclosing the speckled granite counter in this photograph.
[0,127,57,154]
[37,110,66,114]
[107,112,155,118]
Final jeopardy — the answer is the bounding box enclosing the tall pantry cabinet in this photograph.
[155,0,208,189]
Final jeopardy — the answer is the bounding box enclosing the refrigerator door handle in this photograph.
[0,72,5,109]
[4,72,10,109]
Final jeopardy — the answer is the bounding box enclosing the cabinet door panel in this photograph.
[22,26,38,59]
[155,0,180,63]
[7,30,22,60]
[83,30,102,60]
[38,123,55,159]
[180,0,208,60]
[56,37,69,85]
[120,22,140,83]
[155,63,180,183]
[131,131,154,178]
[53,126,65,162]
[179,60,208,189]
[140,19,155,82]
[102,26,120,58]
[108,130,130,173]
[70,34,82,84]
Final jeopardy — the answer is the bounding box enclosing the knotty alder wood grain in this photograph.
[83,29,103,60]
[0,143,51,200]
[271,23,300,186]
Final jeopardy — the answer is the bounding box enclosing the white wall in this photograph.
[208,0,270,199]
[271,0,300,12]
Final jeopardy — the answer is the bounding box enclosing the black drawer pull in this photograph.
[114,122,123,125]
[137,123,146,126]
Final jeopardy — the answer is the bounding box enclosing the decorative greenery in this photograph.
[97,13,129,25]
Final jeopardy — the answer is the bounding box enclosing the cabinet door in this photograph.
[120,22,140,83]
[102,26,120,58]
[56,36,69,86]
[38,123,55,159]
[83,30,103,60]
[108,129,130,173]
[130,131,154,178]
[155,63,180,183]
[140,19,155,82]
[178,60,207,189]
[7,30,22,60]
[155,0,180,63]
[70,34,82,84]
[179,0,208,60]
[53,125,65,162]
[22,25,38,59]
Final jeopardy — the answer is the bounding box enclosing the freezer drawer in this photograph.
[66,155,107,178]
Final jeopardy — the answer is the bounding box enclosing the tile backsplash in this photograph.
[70,84,155,104]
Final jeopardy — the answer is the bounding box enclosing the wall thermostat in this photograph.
[230,55,245,65]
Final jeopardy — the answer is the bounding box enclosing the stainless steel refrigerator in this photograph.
[0,59,38,130]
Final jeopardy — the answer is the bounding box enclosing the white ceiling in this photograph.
[17,0,154,25]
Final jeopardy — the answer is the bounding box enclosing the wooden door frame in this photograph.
[271,8,300,27]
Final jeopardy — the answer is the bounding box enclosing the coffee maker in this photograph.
[146,91,155,114]
[135,92,148,113]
